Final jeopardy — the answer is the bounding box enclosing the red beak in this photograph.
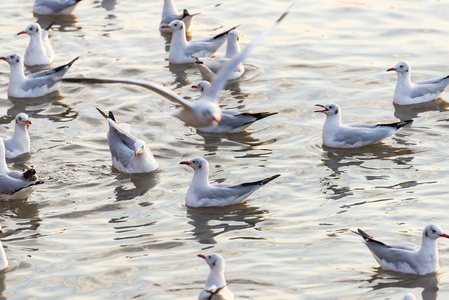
[180,161,190,165]
[0,57,6,61]
[162,25,171,28]
[440,233,449,238]
[17,31,27,35]
[198,254,206,260]
[314,104,328,113]
[387,67,395,72]
[24,120,32,125]
[191,85,198,89]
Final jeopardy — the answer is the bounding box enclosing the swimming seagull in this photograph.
[354,225,449,275]
[0,113,31,159]
[33,0,82,15]
[315,103,413,148]
[0,53,79,98]
[17,22,55,67]
[0,139,43,200]
[159,0,199,33]
[194,30,244,82]
[97,108,159,174]
[388,61,449,105]
[63,5,294,128]
[162,20,238,64]
[180,157,280,207]
[193,81,278,133]
[198,254,234,300]
[0,226,8,271]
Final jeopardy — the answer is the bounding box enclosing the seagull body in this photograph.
[388,61,449,105]
[0,226,8,271]
[0,113,31,159]
[163,20,238,64]
[97,108,158,174]
[17,22,55,66]
[315,103,412,148]
[0,53,78,98]
[354,224,449,275]
[194,30,244,82]
[198,254,234,300]
[180,157,280,207]
[160,0,198,33]
[33,0,82,15]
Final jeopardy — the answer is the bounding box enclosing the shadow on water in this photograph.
[34,14,81,32]
[186,203,268,245]
[366,268,439,300]
[113,172,160,201]
[394,98,449,120]
[0,199,39,223]
[0,271,5,300]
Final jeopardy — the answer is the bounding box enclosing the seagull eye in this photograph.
[432,229,436,233]
[400,65,403,68]
[192,160,196,164]
[329,105,334,109]
[18,117,22,121]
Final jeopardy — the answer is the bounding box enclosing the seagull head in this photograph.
[423,224,449,240]
[133,140,147,157]
[0,53,23,66]
[16,113,31,126]
[387,61,410,74]
[228,29,243,43]
[179,157,208,171]
[192,81,211,94]
[162,20,185,32]
[314,103,339,116]
[17,23,41,36]
[198,253,225,271]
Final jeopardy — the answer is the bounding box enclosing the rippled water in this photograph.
[1,0,449,299]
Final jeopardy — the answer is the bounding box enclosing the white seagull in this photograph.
[198,254,234,300]
[180,157,280,207]
[388,61,449,105]
[0,139,43,200]
[354,225,449,275]
[162,20,238,64]
[0,53,78,98]
[63,5,293,128]
[97,108,159,174]
[0,226,8,271]
[193,81,277,133]
[0,113,31,159]
[17,22,55,67]
[315,103,412,148]
[159,0,199,33]
[33,0,82,15]
[194,30,244,82]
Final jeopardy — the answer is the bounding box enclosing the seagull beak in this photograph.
[180,161,190,165]
[134,150,141,157]
[314,104,328,113]
[17,31,27,35]
[238,33,244,38]
[440,233,449,238]
[387,67,395,72]
[0,57,6,61]
[212,114,221,123]
[162,25,171,28]
[24,120,31,125]
[197,254,206,260]
[191,85,198,89]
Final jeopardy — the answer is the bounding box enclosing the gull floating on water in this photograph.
[33,0,82,15]
[180,157,280,207]
[97,108,159,174]
[160,0,199,33]
[194,30,244,82]
[198,254,234,300]
[0,113,31,159]
[193,81,277,133]
[0,53,78,98]
[0,226,8,271]
[354,224,449,275]
[388,61,449,105]
[17,22,55,67]
[162,20,238,64]
[315,103,412,148]
[63,5,293,128]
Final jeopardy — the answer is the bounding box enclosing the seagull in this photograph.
[194,30,244,82]
[354,224,449,275]
[63,5,294,128]
[192,81,278,133]
[17,22,55,67]
[97,108,159,174]
[315,103,413,148]
[33,0,82,15]
[180,157,280,207]
[387,61,449,105]
[0,53,79,98]
[0,113,31,159]
[162,20,238,64]
[198,254,234,300]
[0,226,8,271]
[0,139,43,200]
[159,0,199,33]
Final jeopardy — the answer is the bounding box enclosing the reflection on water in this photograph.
[0,271,5,300]
[34,14,81,32]
[0,199,39,226]
[113,172,160,201]
[186,203,268,244]
[394,99,449,120]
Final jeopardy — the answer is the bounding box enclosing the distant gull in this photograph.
[97,108,159,174]
[354,224,449,275]
[159,0,199,33]
[315,103,412,148]
[17,22,55,66]
[180,157,280,207]
[198,254,234,300]
[0,113,31,159]
[0,53,78,98]
[33,0,82,15]
[0,226,7,271]
[388,61,449,105]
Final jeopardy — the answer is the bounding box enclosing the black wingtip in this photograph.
[241,174,280,187]
[67,56,80,68]
[213,25,240,40]
[108,111,116,122]
[45,21,56,31]
[276,3,295,24]
[96,107,109,119]
[182,9,189,17]
[241,111,279,121]
[377,119,413,129]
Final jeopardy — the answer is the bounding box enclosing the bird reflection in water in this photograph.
[113,172,160,201]
[394,98,449,121]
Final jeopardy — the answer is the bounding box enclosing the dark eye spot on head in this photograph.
[432,229,436,233]
[212,261,216,266]
[18,117,22,121]
[400,65,403,68]
[335,109,339,114]
[179,24,183,30]
[16,58,19,63]
[425,231,428,237]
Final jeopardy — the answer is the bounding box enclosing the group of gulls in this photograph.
[0,0,449,299]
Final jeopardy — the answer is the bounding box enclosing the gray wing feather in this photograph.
[0,175,39,195]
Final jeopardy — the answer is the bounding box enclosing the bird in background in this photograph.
[17,22,55,66]
[0,113,32,159]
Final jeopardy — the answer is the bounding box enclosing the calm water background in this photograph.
[0,0,449,299]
